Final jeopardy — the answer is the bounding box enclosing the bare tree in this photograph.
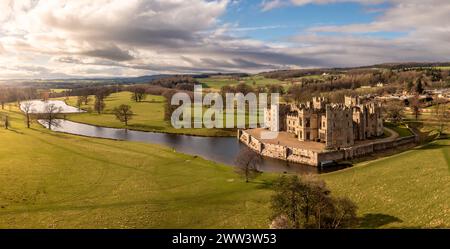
[234,147,262,183]
[93,89,110,114]
[130,86,147,102]
[113,104,133,126]
[3,115,9,129]
[410,95,421,120]
[94,95,105,114]
[0,89,7,110]
[434,100,449,136]
[81,94,90,105]
[40,104,62,130]
[22,102,34,128]
[384,101,405,124]
[76,96,84,111]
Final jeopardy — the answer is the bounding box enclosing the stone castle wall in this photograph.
[238,130,417,167]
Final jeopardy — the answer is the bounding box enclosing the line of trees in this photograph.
[0,87,38,109]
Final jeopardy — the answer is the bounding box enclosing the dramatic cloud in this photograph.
[0,0,450,79]
[261,0,385,11]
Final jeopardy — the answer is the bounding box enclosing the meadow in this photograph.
[0,106,273,228]
[198,75,283,90]
[64,92,237,137]
[0,100,449,228]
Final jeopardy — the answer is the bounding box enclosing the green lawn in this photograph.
[198,75,282,90]
[384,122,414,137]
[323,138,450,228]
[1,103,450,228]
[0,106,274,228]
[63,92,236,137]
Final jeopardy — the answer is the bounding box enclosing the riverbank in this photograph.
[0,105,275,228]
[3,103,450,228]
[60,92,237,137]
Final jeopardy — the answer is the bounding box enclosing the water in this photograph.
[20,100,84,114]
[41,119,320,174]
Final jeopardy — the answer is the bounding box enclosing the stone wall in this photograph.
[238,129,418,167]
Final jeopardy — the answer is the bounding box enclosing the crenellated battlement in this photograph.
[264,96,384,150]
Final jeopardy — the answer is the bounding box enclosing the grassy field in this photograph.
[1,102,450,228]
[63,92,237,137]
[198,75,282,90]
[0,106,274,228]
[384,122,414,137]
[323,138,450,228]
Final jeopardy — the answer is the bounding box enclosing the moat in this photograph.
[40,120,348,174]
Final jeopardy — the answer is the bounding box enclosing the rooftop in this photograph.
[245,128,326,152]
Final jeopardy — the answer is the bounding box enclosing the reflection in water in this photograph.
[40,119,326,174]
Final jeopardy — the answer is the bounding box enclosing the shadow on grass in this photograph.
[254,179,275,190]
[4,128,24,135]
[140,100,164,104]
[413,143,450,151]
[358,213,403,228]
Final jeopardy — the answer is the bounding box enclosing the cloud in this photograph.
[261,0,385,11]
[81,45,135,62]
[0,0,450,79]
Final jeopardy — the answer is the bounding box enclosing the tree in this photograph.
[162,89,178,121]
[414,77,424,94]
[266,84,285,95]
[410,96,421,120]
[113,104,133,126]
[384,101,405,124]
[76,96,83,111]
[21,101,34,128]
[40,104,62,130]
[325,197,358,229]
[270,175,307,228]
[0,89,7,109]
[131,87,147,102]
[94,97,105,114]
[92,88,111,114]
[287,84,305,104]
[235,83,254,95]
[434,100,449,136]
[270,175,358,229]
[3,115,9,129]
[234,147,262,183]
[81,94,90,105]
[405,80,414,92]
[40,91,50,101]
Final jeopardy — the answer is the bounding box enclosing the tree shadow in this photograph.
[358,213,403,228]
[414,143,450,151]
[254,179,275,190]
[4,128,24,135]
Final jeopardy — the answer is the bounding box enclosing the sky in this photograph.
[0,0,450,79]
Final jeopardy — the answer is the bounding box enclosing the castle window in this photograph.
[305,118,310,128]
[299,131,303,139]
[306,132,310,140]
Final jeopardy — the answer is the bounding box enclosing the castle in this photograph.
[264,96,384,149]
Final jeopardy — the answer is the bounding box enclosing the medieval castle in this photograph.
[264,96,384,149]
